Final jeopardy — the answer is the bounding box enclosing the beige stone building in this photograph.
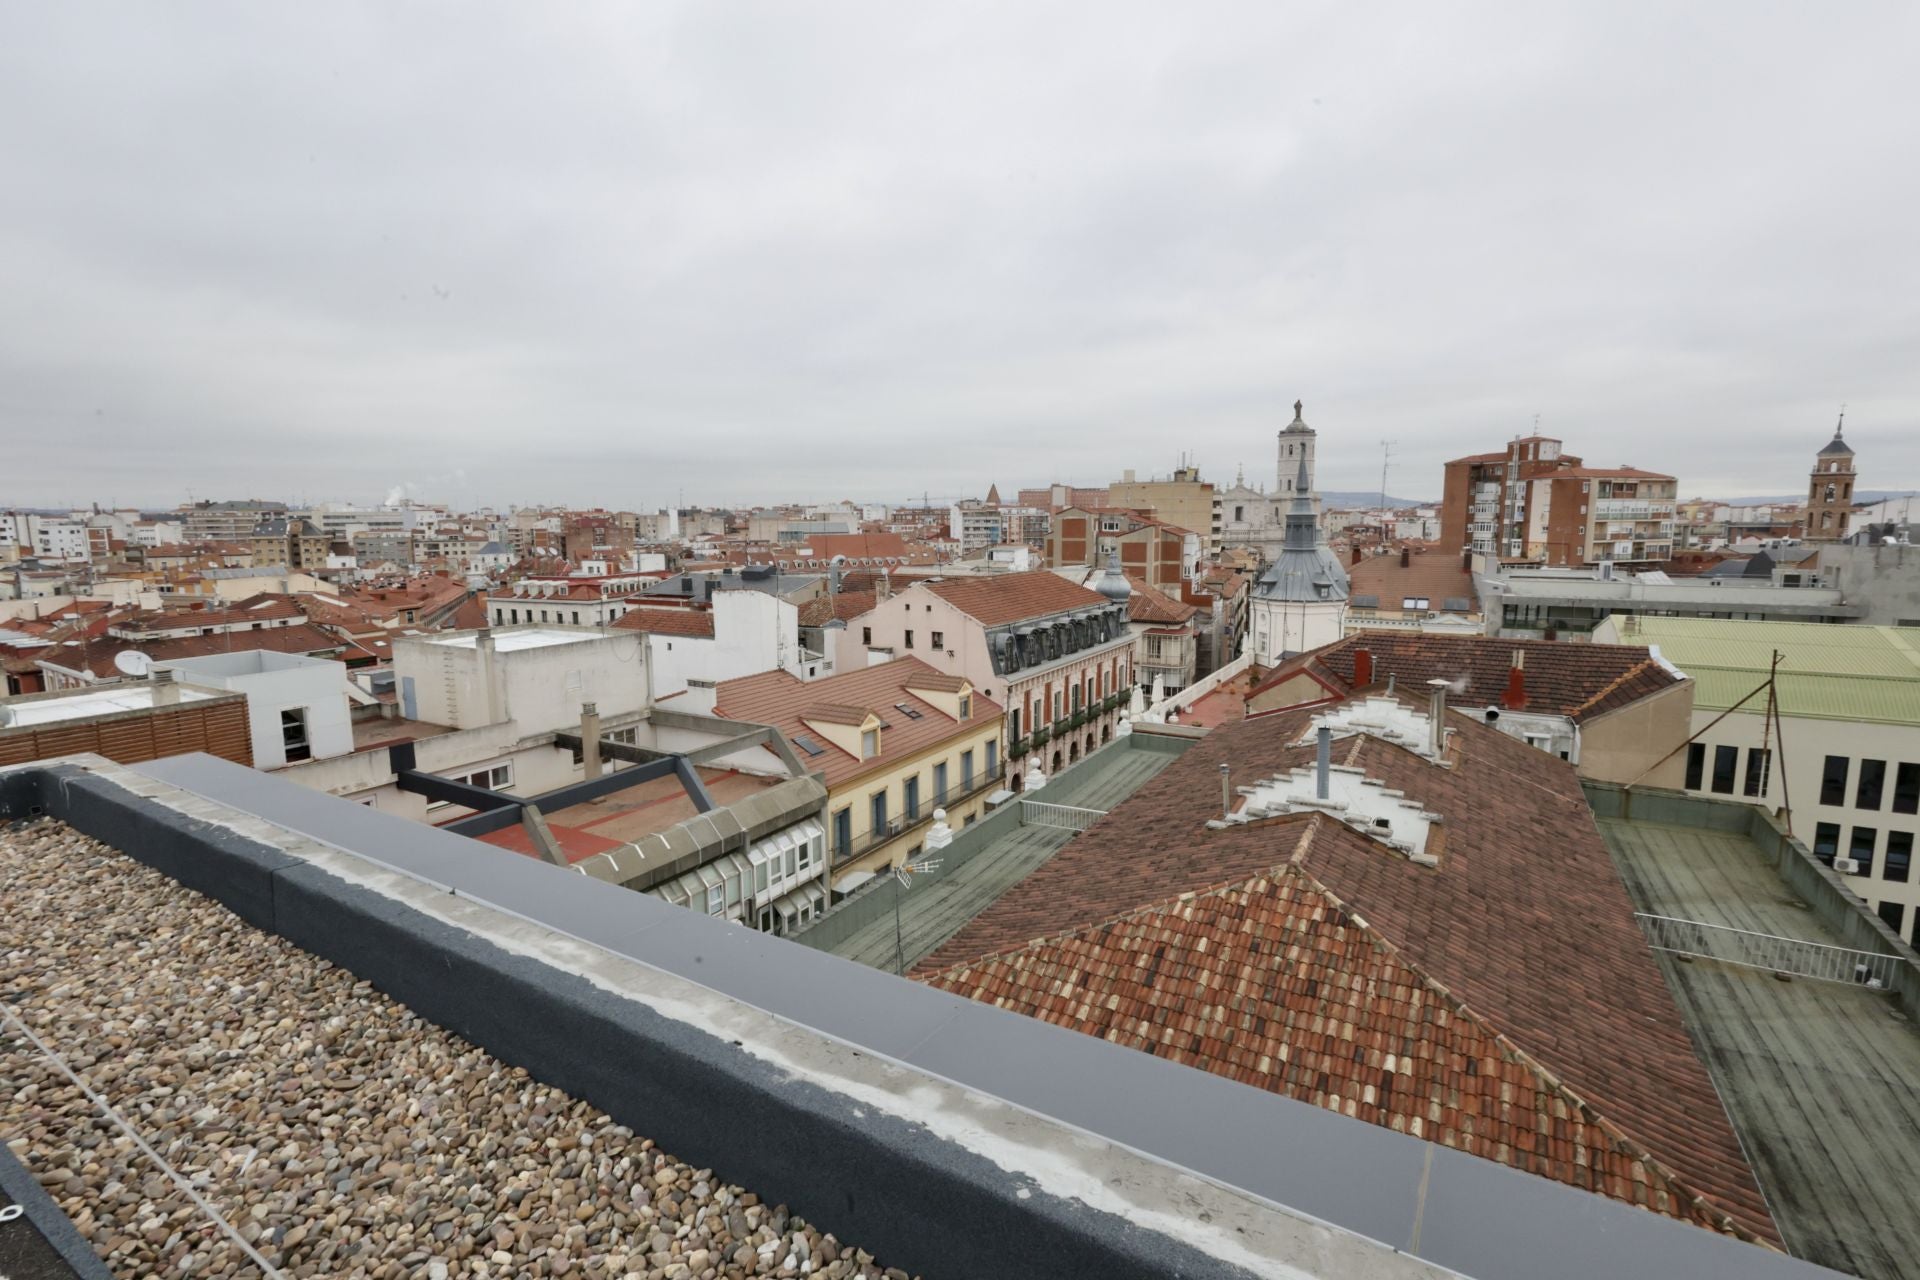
[714,656,1004,892]
[1107,465,1219,557]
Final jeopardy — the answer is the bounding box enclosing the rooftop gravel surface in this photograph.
[0,819,914,1280]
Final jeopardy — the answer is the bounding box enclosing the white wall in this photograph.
[160,651,355,769]
[1249,597,1346,663]
[648,592,809,698]
[394,629,651,734]
[280,719,586,817]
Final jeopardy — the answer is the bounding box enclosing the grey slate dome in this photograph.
[1280,399,1315,435]
[1252,455,1349,604]
[1095,551,1132,602]
[1819,426,1854,457]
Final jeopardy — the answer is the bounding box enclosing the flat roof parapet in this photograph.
[0,753,1851,1280]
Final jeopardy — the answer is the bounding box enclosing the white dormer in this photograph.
[1295,695,1448,763]
[1228,764,1440,865]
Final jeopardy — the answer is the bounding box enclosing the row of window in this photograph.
[1819,756,1920,813]
[705,839,818,915]
[1008,661,1127,741]
[1811,823,1915,882]
[1876,900,1917,946]
[1684,744,1772,797]
[495,606,605,626]
[831,740,999,860]
[428,761,514,812]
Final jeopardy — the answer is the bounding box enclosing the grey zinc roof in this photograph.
[1253,545,1350,603]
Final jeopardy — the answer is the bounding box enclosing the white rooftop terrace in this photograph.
[0,683,217,727]
[429,627,602,652]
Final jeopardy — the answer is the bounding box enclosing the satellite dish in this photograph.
[114,650,153,678]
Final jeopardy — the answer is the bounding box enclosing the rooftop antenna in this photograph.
[1378,439,1397,511]
[890,841,946,974]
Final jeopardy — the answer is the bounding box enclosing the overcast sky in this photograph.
[4,3,1916,512]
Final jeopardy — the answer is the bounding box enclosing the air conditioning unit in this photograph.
[1833,857,1861,875]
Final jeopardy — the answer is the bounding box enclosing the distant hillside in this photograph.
[1708,489,1918,506]
[1321,491,1435,509]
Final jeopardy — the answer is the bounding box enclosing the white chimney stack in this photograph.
[1426,679,1450,758]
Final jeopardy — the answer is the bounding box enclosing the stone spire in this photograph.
[1283,455,1318,552]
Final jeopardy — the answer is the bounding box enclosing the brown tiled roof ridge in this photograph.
[917,814,1327,980]
[923,855,1773,1246]
[1565,658,1661,721]
[801,703,875,726]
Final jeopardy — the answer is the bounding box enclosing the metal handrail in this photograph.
[1635,912,1906,987]
[1019,799,1108,832]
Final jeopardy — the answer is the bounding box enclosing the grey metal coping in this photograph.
[5,754,1847,1280]
[1492,577,1862,613]
[0,1135,115,1279]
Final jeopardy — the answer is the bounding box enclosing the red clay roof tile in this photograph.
[917,704,1772,1245]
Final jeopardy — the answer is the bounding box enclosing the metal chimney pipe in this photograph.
[1426,679,1449,756]
[1316,725,1331,800]
[1219,762,1231,820]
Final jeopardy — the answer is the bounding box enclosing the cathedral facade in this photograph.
[1218,400,1323,563]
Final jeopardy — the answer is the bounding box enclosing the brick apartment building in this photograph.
[1440,435,1677,568]
[1047,506,1198,590]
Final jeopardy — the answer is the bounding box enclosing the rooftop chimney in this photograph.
[1352,646,1374,688]
[1503,650,1528,711]
[1315,725,1332,800]
[580,701,602,778]
[1426,678,1450,758]
[1350,544,1363,566]
[1399,546,1411,568]
[149,667,179,706]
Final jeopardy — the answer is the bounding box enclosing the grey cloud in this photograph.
[2,2,1915,510]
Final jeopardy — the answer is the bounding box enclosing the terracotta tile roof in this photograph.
[1557,466,1676,481]
[800,703,875,727]
[838,570,937,595]
[1124,577,1199,625]
[1348,552,1476,610]
[1249,634,1685,723]
[798,591,878,628]
[714,657,1000,789]
[611,607,716,639]
[926,860,1762,1239]
[917,704,1773,1245]
[795,532,913,559]
[901,669,966,693]
[34,622,348,679]
[445,593,490,631]
[115,597,306,634]
[920,570,1109,627]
